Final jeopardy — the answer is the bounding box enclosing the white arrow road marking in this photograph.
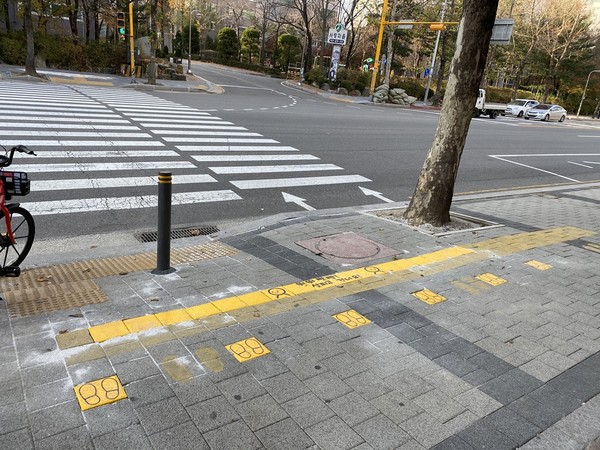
[282,192,315,211]
[26,190,242,215]
[359,186,394,203]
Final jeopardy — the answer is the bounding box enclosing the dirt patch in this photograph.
[368,208,498,236]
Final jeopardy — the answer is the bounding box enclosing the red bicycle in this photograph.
[0,145,36,277]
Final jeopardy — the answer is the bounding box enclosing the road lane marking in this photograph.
[192,154,319,162]
[177,145,297,152]
[17,161,195,172]
[164,138,278,143]
[151,130,261,136]
[568,161,594,168]
[231,174,371,189]
[144,124,244,130]
[211,164,342,174]
[33,174,217,191]
[1,140,165,147]
[489,155,580,183]
[28,150,178,158]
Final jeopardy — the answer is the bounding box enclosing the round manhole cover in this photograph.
[315,235,382,260]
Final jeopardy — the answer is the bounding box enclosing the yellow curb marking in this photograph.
[451,277,492,295]
[583,243,600,254]
[526,260,553,271]
[475,273,508,286]
[56,227,594,346]
[412,289,447,305]
[333,309,372,329]
[155,308,193,326]
[124,315,161,333]
[226,337,270,362]
[74,375,127,411]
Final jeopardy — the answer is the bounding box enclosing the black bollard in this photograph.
[152,171,176,274]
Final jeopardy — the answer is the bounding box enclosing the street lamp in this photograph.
[576,69,600,118]
[188,6,200,74]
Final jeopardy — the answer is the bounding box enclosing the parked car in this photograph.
[524,104,567,122]
[504,99,539,117]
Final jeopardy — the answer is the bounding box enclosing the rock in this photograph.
[362,87,371,97]
[406,96,418,104]
[349,90,361,96]
[321,83,330,91]
[337,87,348,95]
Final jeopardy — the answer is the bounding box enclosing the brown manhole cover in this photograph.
[296,232,400,264]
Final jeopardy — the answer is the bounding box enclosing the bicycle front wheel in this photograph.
[0,206,35,268]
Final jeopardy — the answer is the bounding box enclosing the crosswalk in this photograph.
[0,82,370,217]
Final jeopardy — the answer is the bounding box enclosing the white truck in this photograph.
[474,89,506,119]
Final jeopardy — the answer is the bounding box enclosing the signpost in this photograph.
[327,23,347,82]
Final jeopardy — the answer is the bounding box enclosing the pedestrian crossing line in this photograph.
[0,116,130,123]
[117,108,211,115]
[176,145,298,152]
[17,161,195,172]
[27,150,179,158]
[192,155,319,162]
[151,131,261,136]
[231,174,372,189]
[0,100,106,109]
[143,124,244,130]
[134,117,226,123]
[0,105,111,114]
[164,138,278,143]
[2,140,165,147]
[210,164,342,174]
[33,174,217,191]
[0,111,125,118]
[26,190,242,215]
[0,123,142,130]
[0,96,99,105]
[1,131,152,138]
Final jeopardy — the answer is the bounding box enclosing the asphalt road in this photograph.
[2,62,600,242]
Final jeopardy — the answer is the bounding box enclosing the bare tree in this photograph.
[23,0,40,77]
[404,0,499,226]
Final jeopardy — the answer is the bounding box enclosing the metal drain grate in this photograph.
[135,225,219,243]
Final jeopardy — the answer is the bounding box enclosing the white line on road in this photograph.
[27,190,242,215]
[577,135,600,138]
[211,164,342,174]
[33,174,216,191]
[0,130,151,138]
[0,123,141,130]
[27,150,178,158]
[177,145,298,152]
[0,116,129,123]
[0,100,105,109]
[142,124,243,130]
[192,154,318,162]
[489,155,580,183]
[490,153,600,157]
[151,130,261,136]
[2,140,165,147]
[231,174,371,189]
[0,110,120,118]
[582,161,600,165]
[568,161,594,169]
[17,161,195,172]
[134,117,225,123]
[118,109,211,116]
[165,138,278,143]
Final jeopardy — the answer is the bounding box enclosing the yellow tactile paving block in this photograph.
[412,289,447,305]
[74,375,127,411]
[211,297,247,313]
[238,291,273,306]
[124,315,162,333]
[476,273,507,286]
[526,260,553,271]
[155,309,193,326]
[88,320,129,343]
[186,302,221,319]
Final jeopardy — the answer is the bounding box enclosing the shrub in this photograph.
[0,33,25,65]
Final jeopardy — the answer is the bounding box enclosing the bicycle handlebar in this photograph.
[0,145,37,168]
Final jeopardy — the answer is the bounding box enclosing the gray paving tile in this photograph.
[24,378,73,412]
[21,360,68,388]
[148,421,209,450]
[345,370,392,400]
[35,426,93,450]
[187,395,241,433]
[136,396,191,435]
[125,374,175,408]
[29,400,85,440]
[245,353,290,380]
[327,391,378,427]
[518,427,580,450]
[457,420,518,450]
[114,356,161,385]
[67,358,115,385]
[413,389,466,423]
[281,392,335,428]
[506,395,567,430]
[321,351,369,379]
[93,424,152,450]
[255,417,315,450]
[355,414,411,450]
[304,371,352,402]
[401,412,453,448]
[0,361,19,383]
[0,401,28,434]
[479,407,541,446]
[305,416,364,450]
[0,427,34,450]
[83,399,139,437]
[430,435,476,449]
[0,379,24,407]
[285,353,329,381]
[217,372,267,405]
[234,393,288,431]
[203,419,262,450]
[454,388,502,418]
[261,371,310,403]
[479,368,543,404]
[172,374,221,406]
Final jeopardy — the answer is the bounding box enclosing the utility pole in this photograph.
[423,0,446,103]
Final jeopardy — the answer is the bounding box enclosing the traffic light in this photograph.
[429,22,446,31]
[117,12,126,36]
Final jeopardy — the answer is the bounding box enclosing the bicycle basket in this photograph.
[1,171,30,196]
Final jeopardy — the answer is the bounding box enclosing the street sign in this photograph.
[396,20,413,30]
[327,27,347,45]
[491,19,514,45]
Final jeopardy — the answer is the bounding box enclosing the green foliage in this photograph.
[84,41,123,71]
[304,67,325,86]
[390,77,427,99]
[277,33,300,72]
[240,27,260,63]
[174,24,200,56]
[37,35,86,70]
[217,27,239,61]
[336,68,369,92]
[0,33,25,65]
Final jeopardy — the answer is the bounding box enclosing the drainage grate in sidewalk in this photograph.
[135,225,219,243]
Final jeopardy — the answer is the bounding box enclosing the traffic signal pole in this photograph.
[129,1,135,83]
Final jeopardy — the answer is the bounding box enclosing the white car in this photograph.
[504,99,539,117]
[525,104,567,122]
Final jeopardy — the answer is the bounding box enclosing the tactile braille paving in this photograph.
[0,242,237,317]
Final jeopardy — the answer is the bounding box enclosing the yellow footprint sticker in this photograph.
[74,375,127,411]
[333,310,372,329]
[225,337,270,362]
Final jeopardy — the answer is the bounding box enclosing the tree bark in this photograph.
[23,0,40,77]
[403,0,499,226]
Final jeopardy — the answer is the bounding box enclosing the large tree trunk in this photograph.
[147,0,158,85]
[404,0,499,226]
[23,0,39,77]
[3,0,10,31]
